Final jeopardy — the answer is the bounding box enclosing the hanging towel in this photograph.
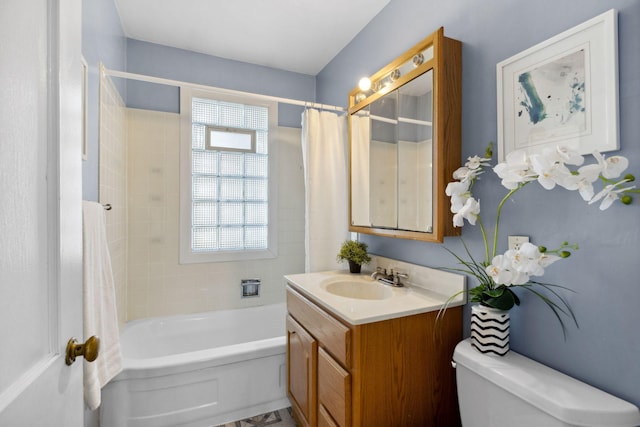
[82,201,123,410]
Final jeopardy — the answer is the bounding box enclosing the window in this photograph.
[180,88,278,263]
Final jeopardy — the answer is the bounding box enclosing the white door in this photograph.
[0,0,84,425]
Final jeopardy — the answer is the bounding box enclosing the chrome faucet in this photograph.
[371,267,408,287]
[392,271,409,287]
[371,267,387,281]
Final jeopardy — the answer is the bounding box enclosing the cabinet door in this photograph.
[287,315,317,427]
[318,406,339,427]
[318,347,351,427]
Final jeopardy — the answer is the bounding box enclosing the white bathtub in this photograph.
[100,303,289,427]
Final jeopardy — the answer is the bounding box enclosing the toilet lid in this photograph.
[453,339,640,427]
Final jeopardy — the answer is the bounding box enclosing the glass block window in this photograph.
[190,97,269,253]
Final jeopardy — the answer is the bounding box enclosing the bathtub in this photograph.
[100,303,289,427]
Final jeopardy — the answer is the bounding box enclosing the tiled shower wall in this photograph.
[98,71,128,325]
[126,108,305,320]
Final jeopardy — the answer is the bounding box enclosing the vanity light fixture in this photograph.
[358,77,372,91]
[357,69,401,97]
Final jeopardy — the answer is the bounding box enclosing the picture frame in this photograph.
[496,9,618,161]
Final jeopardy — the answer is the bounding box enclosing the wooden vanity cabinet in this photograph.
[286,285,462,427]
[287,315,318,427]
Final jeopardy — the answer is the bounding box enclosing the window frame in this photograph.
[205,125,256,153]
[179,87,278,264]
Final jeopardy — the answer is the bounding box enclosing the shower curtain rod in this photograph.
[103,67,346,113]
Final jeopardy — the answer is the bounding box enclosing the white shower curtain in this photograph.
[350,114,370,226]
[301,109,349,272]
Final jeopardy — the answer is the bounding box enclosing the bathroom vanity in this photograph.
[285,264,465,427]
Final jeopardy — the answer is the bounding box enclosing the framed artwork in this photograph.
[497,9,618,161]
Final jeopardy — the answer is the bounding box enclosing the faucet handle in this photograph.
[392,271,409,286]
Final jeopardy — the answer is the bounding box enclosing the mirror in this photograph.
[348,27,461,242]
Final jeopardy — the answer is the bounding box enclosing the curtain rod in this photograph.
[103,67,346,113]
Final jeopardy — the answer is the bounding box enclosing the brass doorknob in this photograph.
[65,336,100,366]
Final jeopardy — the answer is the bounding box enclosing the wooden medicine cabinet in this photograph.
[348,27,462,242]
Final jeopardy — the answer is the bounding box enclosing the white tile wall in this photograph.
[99,70,128,326]
[126,110,305,320]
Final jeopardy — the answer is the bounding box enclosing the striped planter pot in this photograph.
[470,305,510,356]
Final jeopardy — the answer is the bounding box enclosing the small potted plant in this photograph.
[337,240,372,273]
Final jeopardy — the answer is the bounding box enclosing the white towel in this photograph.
[82,201,123,410]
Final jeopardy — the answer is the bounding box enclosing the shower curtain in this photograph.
[301,109,349,272]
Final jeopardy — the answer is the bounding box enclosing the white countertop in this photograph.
[285,264,465,325]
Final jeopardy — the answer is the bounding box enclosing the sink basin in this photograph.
[324,279,393,300]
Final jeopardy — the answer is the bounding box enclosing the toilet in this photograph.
[453,339,640,427]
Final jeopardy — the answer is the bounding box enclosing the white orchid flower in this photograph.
[486,253,530,286]
[593,151,629,179]
[445,180,469,196]
[452,197,480,227]
[493,150,536,189]
[450,193,468,213]
[577,163,604,182]
[572,163,603,200]
[542,146,584,166]
[576,179,595,201]
[589,180,635,210]
[452,166,476,182]
[503,149,532,169]
[447,180,472,213]
[530,154,575,190]
[485,255,514,285]
[538,252,561,268]
[506,242,543,276]
[493,162,537,189]
[465,155,491,170]
[509,269,531,285]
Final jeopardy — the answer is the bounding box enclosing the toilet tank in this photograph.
[453,339,640,427]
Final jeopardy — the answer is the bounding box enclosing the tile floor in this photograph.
[214,408,297,427]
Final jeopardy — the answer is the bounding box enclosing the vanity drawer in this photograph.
[318,347,351,427]
[286,286,351,367]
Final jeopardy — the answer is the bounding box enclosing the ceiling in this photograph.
[113,0,391,75]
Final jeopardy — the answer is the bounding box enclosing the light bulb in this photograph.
[358,77,372,91]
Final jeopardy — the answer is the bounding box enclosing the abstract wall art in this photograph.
[497,9,619,161]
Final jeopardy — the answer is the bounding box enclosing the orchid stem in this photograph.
[492,184,527,258]
[477,218,489,263]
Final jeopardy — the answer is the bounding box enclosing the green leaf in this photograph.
[469,286,485,302]
[482,287,505,298]
[511,288,521,306]
[483,287,516,310]
[516,281,579,340]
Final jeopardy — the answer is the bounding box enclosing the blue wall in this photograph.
[81,25,317,198]
[81,0,126,201]
[317,0,640,407]
[125,39,316,127]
